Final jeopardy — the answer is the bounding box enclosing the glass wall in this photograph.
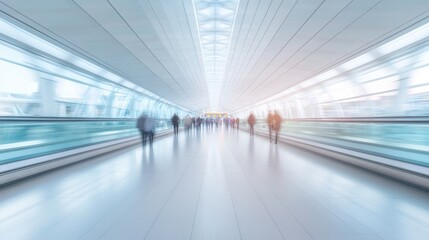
[235,23,429,119]
[0,19,192,119]
[0,18,193,166]
[234,23,429,172]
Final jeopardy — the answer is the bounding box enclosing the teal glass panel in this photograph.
[242,118,429,167]
[0,117,174,165]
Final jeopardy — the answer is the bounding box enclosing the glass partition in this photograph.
[234,24,429,119]
[233,24,429,173]
[0,18,193,119]
[240,117,429,168]
[0,17,193,169]
[0,117,175,165]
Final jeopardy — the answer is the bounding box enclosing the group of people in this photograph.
[223,117,240,128]
[171,114,241,132]
[137,111,282,145]
[172,114,205,133]
[247,110,282,144]
[136,114,156,145]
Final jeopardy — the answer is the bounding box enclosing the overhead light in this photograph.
[0,19,69,59]
[340,54,374,72]
[193,0,240,109]
[379,22,429,55]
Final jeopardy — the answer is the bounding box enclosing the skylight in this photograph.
[193,0,240,111]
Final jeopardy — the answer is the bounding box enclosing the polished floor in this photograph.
[1,127,429,240]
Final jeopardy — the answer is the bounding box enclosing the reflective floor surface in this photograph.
[1,127,429,240]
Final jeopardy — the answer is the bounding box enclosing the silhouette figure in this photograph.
[247,113,255,136]
[144,116,156,145]
[267,111,274,142]
[272,110,282,144]
[171,113,179,135]
[136,113,148,145]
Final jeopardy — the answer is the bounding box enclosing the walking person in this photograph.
[136,113,147,145]
[184,114,192,132]
[248,113,255,136]
[267,110,274,142]
[272,110,282,144]
[144,116,156,145]
[171,113,179,135]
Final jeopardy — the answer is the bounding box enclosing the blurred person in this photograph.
[184,114,192,131]
[236,117,240,129]
[205,117,210,127]
[136,113,147,145]
[272,110,282,144]
[196,116,202,128]
[144,116,156,145]
[267,110,274,142]
[230,117,235,129]
[171,113,179,135]
[247,113,255,136]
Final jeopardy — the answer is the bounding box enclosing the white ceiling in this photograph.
[0,0,428,113]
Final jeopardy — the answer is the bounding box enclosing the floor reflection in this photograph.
[1,126,429,240]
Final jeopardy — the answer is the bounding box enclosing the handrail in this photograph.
[0,116,170,122]
[253,116,429,123]
[3,116,429,123]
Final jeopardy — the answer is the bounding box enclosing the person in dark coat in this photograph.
[171,113,179,135]
[136,114,147,145]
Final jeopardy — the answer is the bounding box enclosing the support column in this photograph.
[39,78,57,116]
[393,74,410,115]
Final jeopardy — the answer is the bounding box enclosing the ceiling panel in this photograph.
[0,0,428,113]
[220,0,429,111]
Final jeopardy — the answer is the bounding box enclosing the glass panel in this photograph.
[0,117,175,166]
[0,60,38,95]
[362,76,399,94]
[237,118,429,169]
[0,21,193,119]
[235,24,429,118]
[409,65,429,86]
